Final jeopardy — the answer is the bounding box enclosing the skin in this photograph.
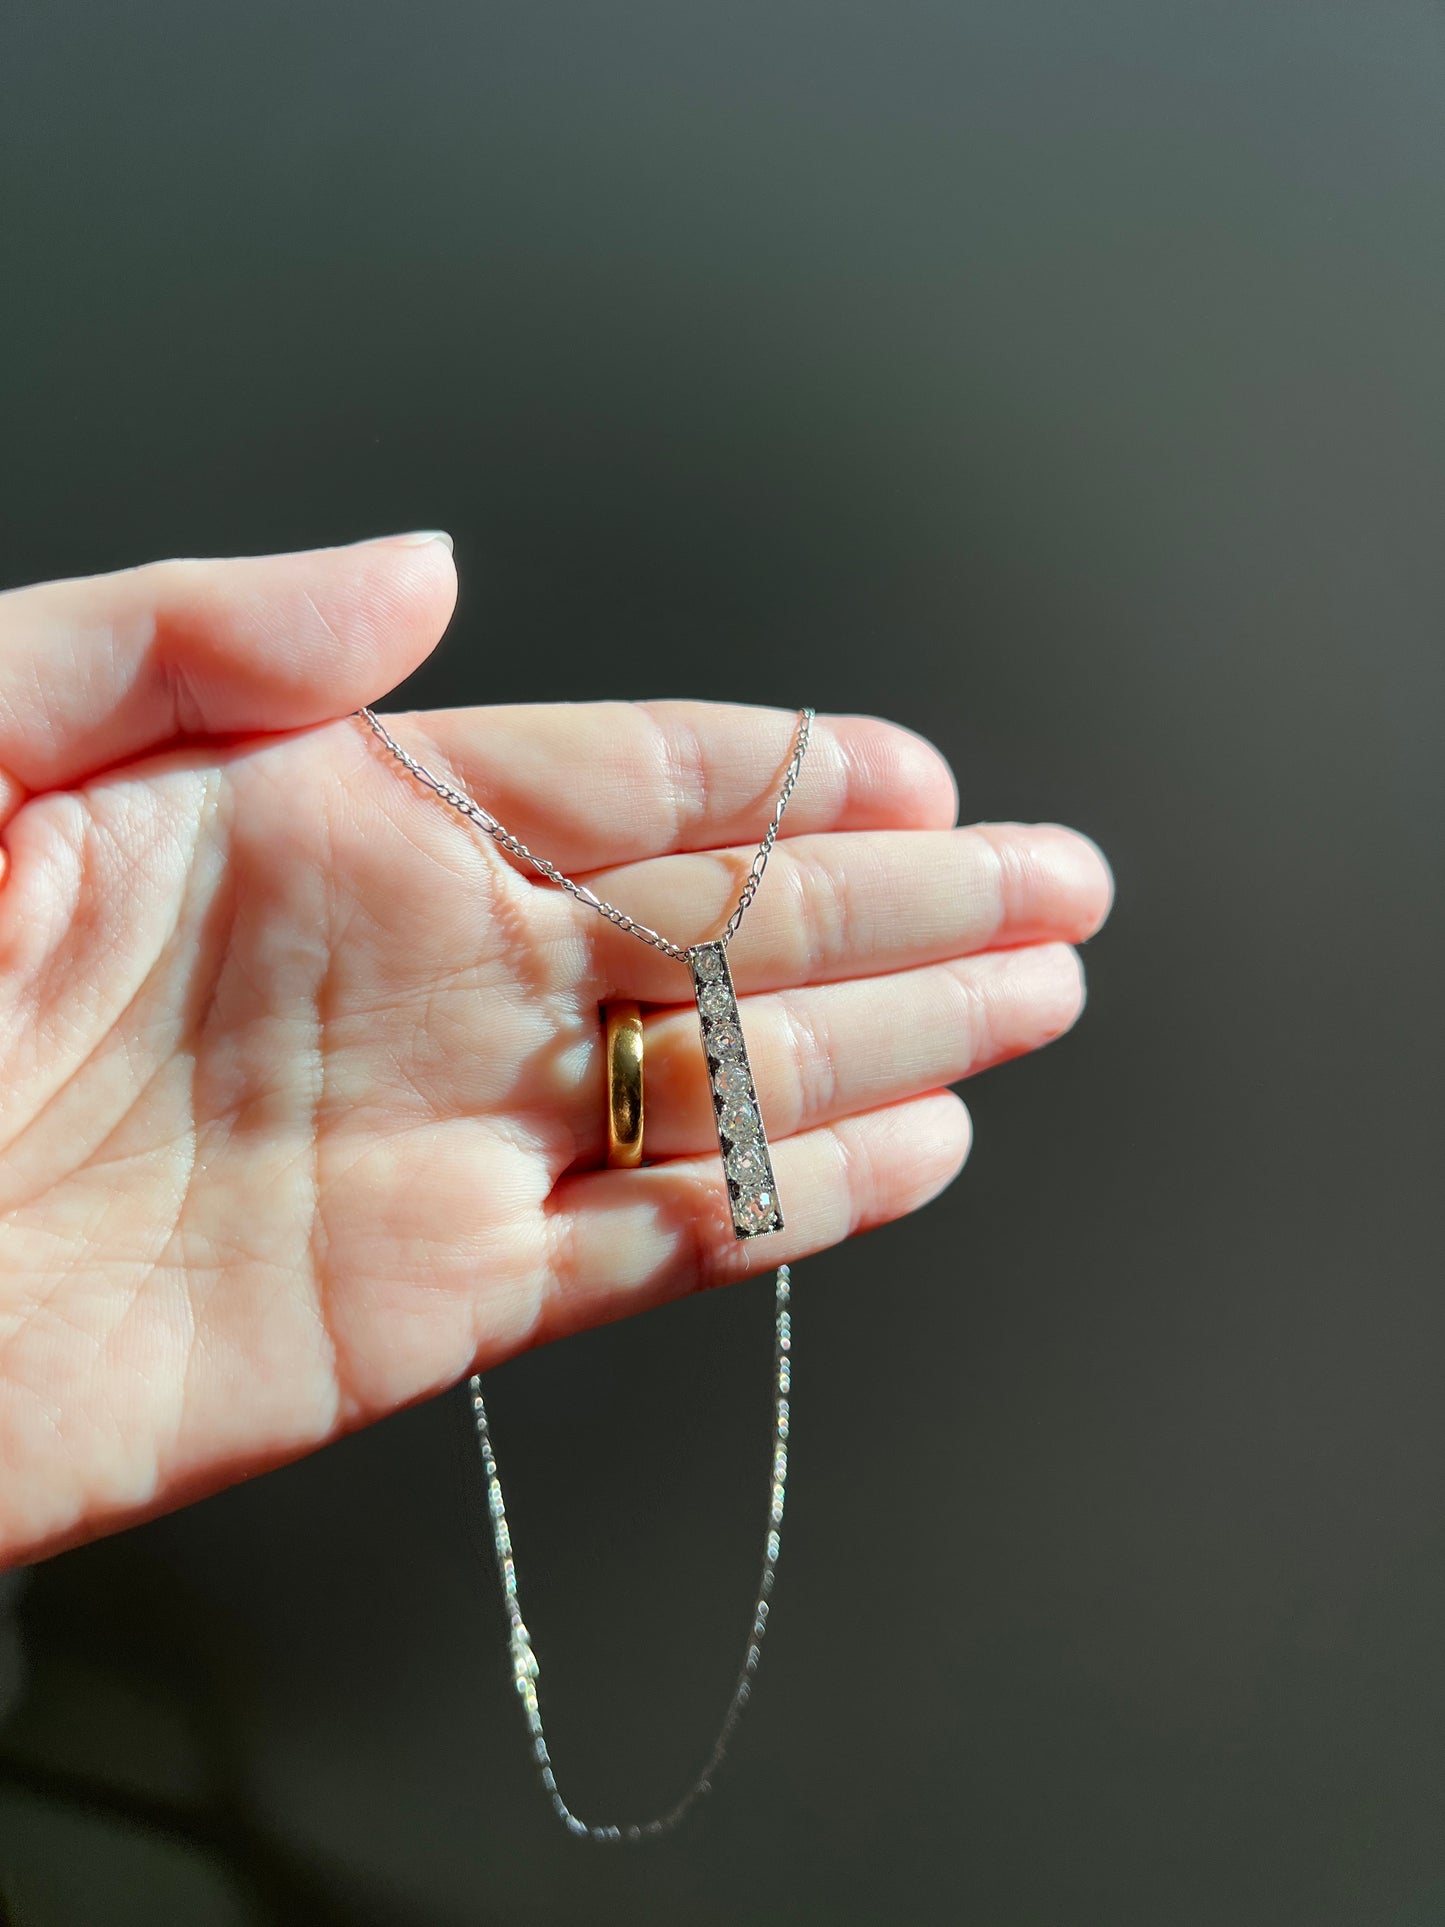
[0,533,1112,1568]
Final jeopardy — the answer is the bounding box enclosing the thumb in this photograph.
[0,532,457,803]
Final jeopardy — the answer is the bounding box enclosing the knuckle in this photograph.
[964,827,1011,943]
[774,991,835,1131]
[943,958,995,1070]
[792,842,850,977]
[644,703,711,849]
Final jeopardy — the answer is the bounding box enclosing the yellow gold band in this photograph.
[604,1001,644,1168]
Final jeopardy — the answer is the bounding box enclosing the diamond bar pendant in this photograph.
[689,942,783,1239]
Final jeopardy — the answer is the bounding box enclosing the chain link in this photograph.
[356,705,815,964]
[719,707,813,946]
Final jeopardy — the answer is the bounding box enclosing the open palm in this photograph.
[0,535,1111,1566]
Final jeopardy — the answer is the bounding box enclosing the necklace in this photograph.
[358,704,815,1840]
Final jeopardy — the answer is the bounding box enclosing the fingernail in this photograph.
[352,529,454,552]
[388,529,454,552]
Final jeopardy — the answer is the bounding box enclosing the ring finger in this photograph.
[571,939,1085,1169]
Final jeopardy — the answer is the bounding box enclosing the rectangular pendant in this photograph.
[688,941,784,1240]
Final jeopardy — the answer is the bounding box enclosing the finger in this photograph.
[582,822,1113,1000]
[0,533,457,802]
[571,942,1084,1164]
[385,700,958,871]
[534,1090,970,1348]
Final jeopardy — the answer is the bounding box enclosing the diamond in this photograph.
[698,982,733,1021]
[706,1020,744,1060]
[727,1143,768,1188]
[736,1190,777,1233]
[691,947,726,983]
[712,1059,750,1100]
[719,1096,760,1141]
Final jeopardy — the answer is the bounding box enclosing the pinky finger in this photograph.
[539,1090,971,1345]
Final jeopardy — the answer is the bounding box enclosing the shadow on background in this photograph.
[1,2,1443,1922]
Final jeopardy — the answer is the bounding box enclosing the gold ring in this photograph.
[604,1001,644,1168]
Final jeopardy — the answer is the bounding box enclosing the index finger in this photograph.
[382,699,959,875]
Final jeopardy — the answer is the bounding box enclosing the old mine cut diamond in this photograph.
[712,1059,750,1101]
[720,1096,760,1141]
[737,1190,778,1233]
[692,946,726,983]
[727,1143,768,1190]
[698,982,733,1021]
[706,1019,744,1059]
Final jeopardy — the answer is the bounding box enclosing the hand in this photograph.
[0,536,1112,1566]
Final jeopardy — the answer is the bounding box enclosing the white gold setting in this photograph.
[690,941,784,1239]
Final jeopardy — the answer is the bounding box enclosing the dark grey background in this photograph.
[1,3,1443,1922]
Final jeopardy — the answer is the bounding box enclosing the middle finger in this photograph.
[583,822,1112,1000]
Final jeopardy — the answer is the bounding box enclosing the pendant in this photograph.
[689,942,784,1239]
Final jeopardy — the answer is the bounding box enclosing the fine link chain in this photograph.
[359,704,812,1840]
[719,708,813,946]
[356,706,815,962]
[469,1267,792,1841]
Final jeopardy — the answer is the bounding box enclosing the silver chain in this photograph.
[470,1266,792,1841]
[356,706,815,963]
[359,703,811,1839]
